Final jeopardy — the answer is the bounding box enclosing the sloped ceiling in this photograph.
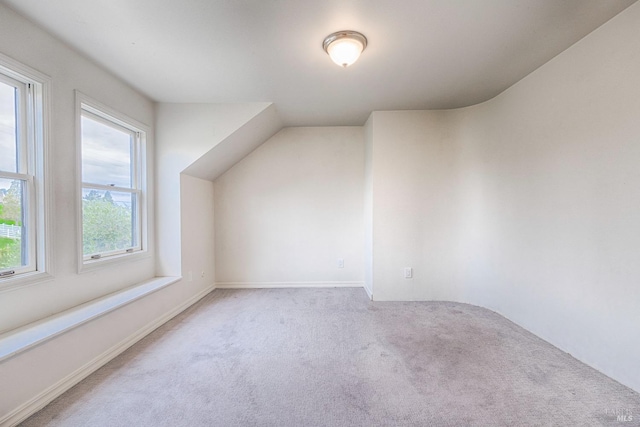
[2,0,636,125]
[181,104,282,181]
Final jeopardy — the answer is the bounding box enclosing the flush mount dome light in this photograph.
[323,30,367,68]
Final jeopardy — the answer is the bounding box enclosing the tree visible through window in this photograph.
[80,102,145,261]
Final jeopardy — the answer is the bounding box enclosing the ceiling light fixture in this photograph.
[322,30,367,68]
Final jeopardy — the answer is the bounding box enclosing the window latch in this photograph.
[90,254,101,260]
[126,248,134,253]
[0,270,16,277]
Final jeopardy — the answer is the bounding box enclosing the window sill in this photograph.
[0,276,180,363]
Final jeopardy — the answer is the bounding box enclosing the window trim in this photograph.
[0,52,52,292]
[75,91,149,272]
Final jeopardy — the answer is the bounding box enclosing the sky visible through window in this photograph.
[0,81,17,183]
[81,114,132,206]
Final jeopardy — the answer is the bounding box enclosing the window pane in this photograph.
[0,81,17,173]
[0,178,26,270]
[82,188,136,256]
[81,115,132,188]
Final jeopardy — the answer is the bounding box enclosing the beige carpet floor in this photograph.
[20,288,640,426]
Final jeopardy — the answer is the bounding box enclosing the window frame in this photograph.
[76,92,149,271]
[0,52,51,291]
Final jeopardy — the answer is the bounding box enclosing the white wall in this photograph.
[214,127,365,286]
[0,4,179,423]
[458,0,640,392]
[155,102,275,276]
[369,110,466,302]
[0,3,155,334]
[367,2,640,391]
[180,174,215,289]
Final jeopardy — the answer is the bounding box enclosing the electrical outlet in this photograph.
[337,258,344,268]
[201,271,205,278]
[404,267,413,279]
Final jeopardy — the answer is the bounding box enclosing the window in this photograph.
[78,95,147,265]
[0,54,49,284]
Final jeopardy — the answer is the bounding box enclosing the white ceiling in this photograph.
[2,0,636,126]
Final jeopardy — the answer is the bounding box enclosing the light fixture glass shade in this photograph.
[323,31,367,68]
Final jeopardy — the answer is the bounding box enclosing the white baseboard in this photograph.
[215,281,365,289]
[363,284,373,300]
[0,284,215,427]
